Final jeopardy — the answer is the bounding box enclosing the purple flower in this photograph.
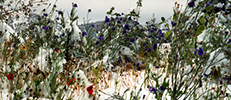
[206,3,210,7]
[13,44,16,48]
[43,13,48,17]
[98,36,103,40]
[119,17,123,21]
[155,66,160,68]
[78,41,81,44]
[159,86,165,91]
[128,16,132,20]
[124,24,130,30]
[149,87,157,93]
[91,24,94,27]
[105,16,110,23]
[225,31,229,34]
[130,38,135,42]
[188,1,194,7]
[56,17,59,20]
[82,31,87,37]
[73,3,78,7]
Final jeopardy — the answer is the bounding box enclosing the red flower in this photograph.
[7,73,14,81]
[55,48,59,53]
[67,77,76,86]
[86,84,94,95]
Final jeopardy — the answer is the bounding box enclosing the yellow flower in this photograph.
[21,46,27,50]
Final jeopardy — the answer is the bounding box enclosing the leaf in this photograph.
[158,22,164,26]
[164,30,172,37]
[199,17,206,25]
[196,25,204,35]
[161,17,165,22]
[173,13,177,21]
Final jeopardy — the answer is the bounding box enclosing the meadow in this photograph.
[0,0,231,100]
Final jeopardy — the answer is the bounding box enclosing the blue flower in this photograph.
[137,63,140,66]
[112,27,115,31]
[91,24,94,27]
[43,13,48,17]
[204,71,212,77]
[130,38,135,43]
[105,16,110,23]
[225,31,229,34]
[153,43,157,49]
[149,87,157,93]
[82,31,87,37]
[155,66,160,68]
[96,40,99,44]
[122,30,126,34]
[78,41,81,44]
[56,17,59,20]
[73,3,78,7]
[119,17,123,21]
[188,1,194,7]
[171,21,176,27]
[198,47,204,56]
[124,24,130,30]
[98,36,103,40]
[147,48,152,52]
[61,33,65,36]
[159,86,165,91]
[228,39,231,43]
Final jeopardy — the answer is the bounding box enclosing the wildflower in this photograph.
[188,1,194,7]
[137,63,140,66]
[112,27,115,31]
[204,71,212,77]
[78,41,81,44]
[98,36,103,40]
[96,40,99,44]
[91,24,94,27]
[159,86,165,91]
[13,44,16,48]
[67,77,76,86]
[198,47,204,56]
[7,73,14,81]
[105,16,110,23]
[73,3,78,7]
[175,1,177,5]
[130,38,135,43]
[58,11,62,15]
[55,48,59,53]
[21,46,27,50]
[56,17,59,20]
[87,84,94,95]
[147,48,152,52]
[82,31,87,37]
[206,3,210,7]
[228,39,231,43]
[88,9,91,12]
[43,13,48,17]
[122,30,126,34]
[225,31,229,34]
[155,65,160,68]
[124,24,130,30]
[61,33,65,37]
[128,16,132,20]
[144,52,147,55]
[153,43,157,49]
[177,11,180,14]
[149,86,157,93]
[171,21,176,26]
